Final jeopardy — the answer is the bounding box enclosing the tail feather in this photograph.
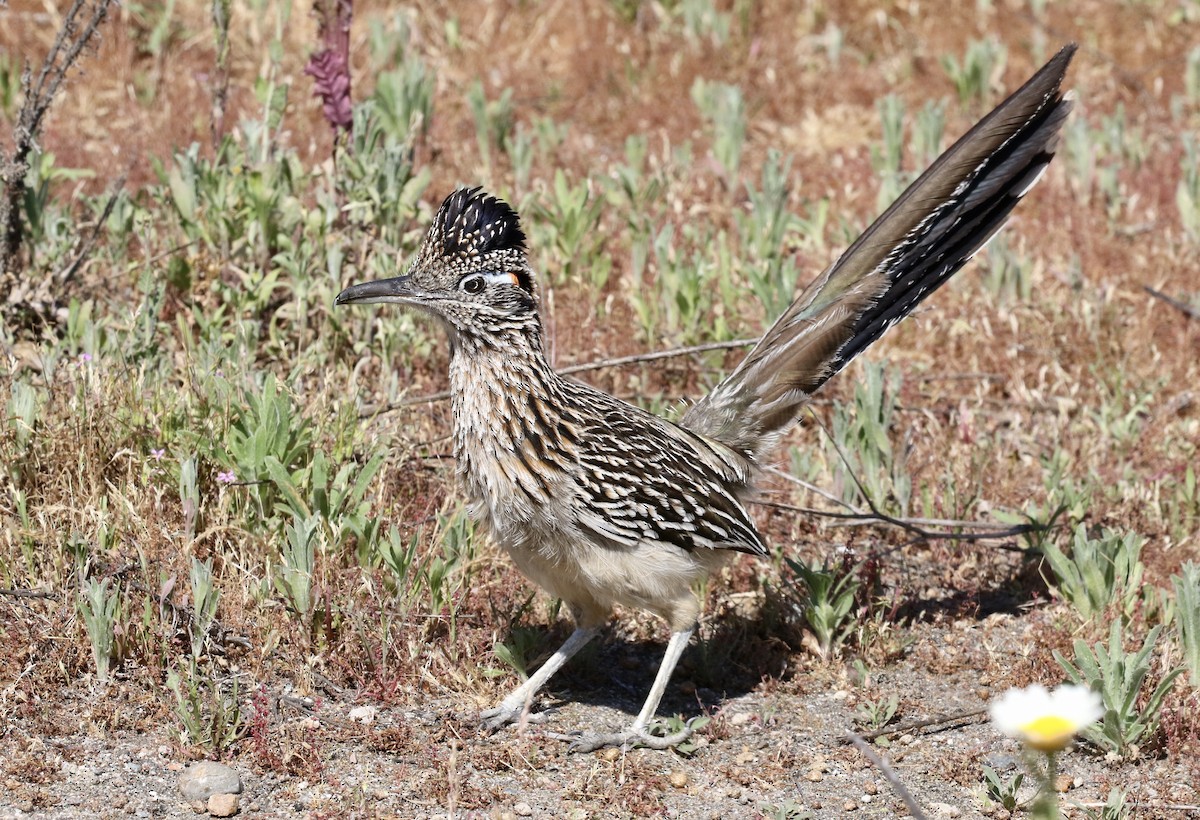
[683,45,1076,457]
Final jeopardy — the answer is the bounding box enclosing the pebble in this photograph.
[208,793,239,817]
[602,747,621,762]
[514,802,533,816]
[178,761,243,801]
[843,800,858,811]
[864,782,878,795]
[729,712,752,726]
[348,705,377,724]
[669,771,688,789]
[930,803,961,817]
[805,769,823,782]
[1055,774,1073,792]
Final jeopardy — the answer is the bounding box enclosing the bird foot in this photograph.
[480,700,553,733]
[547,718,700,753]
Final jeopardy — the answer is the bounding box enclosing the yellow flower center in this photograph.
[1021,715,1075,751]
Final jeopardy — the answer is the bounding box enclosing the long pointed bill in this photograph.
[335,275,418,306]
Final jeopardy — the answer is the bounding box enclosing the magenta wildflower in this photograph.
[216,470,237,485]
[305,0,353,134]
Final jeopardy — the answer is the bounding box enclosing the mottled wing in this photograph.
[571,390,767,557]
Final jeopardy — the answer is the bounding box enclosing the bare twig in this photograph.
[0,587,57,600]
[1143,285,1200,321]
[357,337,760,417]
[56,171,127,285]
[851,707,988,742]
[0,0,116,284]
[845,731,928,819]
[754,498,1038,544]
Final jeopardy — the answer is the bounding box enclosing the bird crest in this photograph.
[432,187,527,260]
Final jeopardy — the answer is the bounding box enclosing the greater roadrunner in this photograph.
[337,46,1075,751]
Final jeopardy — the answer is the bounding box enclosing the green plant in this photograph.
[1055,621,1184,757]
[630,222,736,346]
[645,714,709,757]
[786,557,860,659]
[853,692,899,731]
[534,170,610,289]
[225,374,314,516]
[1170,562,1200,688]
[941,39,1007,105]
[188,557,221,659]
[1177,134,1200,243]
[982,235,1036,302]
[179,455,201,539]
[677,0,732,46]
[759,799,811,820]
[275,514,320,619]
[691,78,746,190]
[467,80,514,178]
[492,625,547,681]
[826,361,911,516]
[1041,525,1146,622]
[167,661,245,755]
[78,577,121,681]
[871,94,908,210]
[265,448,385,563]
[914,99,946,166]
[981,765,1024,812]
[1081,787,1131,820]
[738,150,801,318]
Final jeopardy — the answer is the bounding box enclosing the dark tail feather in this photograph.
[683,45,1076,457]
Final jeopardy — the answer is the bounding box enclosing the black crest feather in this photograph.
[435,187,527,259]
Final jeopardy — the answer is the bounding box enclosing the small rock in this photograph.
[805,769,823,782]
[208,792,239,817]
[669,771,688,789]
[178,761,243,801]
[1055,774,1073,793]
[729,712,752,726]
[602,747,621,762]
[930,803,961,817]
[514,802,533,816]
[843,801,858,811]
[861,794,872,804]
[864,782,878,795]
[348,705,377,724]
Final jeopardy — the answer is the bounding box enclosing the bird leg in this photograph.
[550,624,699,752]
[481,624,601,731]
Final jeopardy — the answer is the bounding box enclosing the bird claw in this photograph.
[547,718,700,753]
[479,701,553,733]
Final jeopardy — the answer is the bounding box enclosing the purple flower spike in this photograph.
[305,0,353,135]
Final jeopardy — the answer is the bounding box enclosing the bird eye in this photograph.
[461,274,485,294]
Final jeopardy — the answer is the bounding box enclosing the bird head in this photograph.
[335,188,537,338]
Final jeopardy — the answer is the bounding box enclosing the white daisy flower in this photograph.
[989,683,1104,752]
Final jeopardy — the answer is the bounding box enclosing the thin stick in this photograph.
[358,337,760,417]
[845,731,928,819]
[853,707,988,742]
[754,499,1038,542]
[57,171,127,285]
[1143,285,1200,321]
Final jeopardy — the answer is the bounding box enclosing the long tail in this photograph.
[683,45,1075,458]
